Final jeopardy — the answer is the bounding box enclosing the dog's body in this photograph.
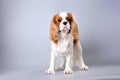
[45,12,88,74]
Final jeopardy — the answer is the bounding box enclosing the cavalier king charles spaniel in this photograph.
[45,12,88,74]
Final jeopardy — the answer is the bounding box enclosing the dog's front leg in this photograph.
[45,51,56,74]
[64,55,73,74]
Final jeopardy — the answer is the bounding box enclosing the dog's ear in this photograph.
[49,14,60,44]
[69,13,79,45]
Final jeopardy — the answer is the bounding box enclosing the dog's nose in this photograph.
[63,21,67,25]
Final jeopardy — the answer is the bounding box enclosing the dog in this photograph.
[45,12,88,74]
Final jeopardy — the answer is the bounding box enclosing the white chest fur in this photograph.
[51,33,73,57]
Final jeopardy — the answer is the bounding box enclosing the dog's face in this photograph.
[50,12,79,44]
[53,12,73,33]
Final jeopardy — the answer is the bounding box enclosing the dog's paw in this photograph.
[64,69,73,74]
[80,65,89,71]
[45,69,55,74]
[55,66,64,71]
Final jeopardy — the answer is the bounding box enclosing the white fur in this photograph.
[45,12,88,74]
[59,12,70,32]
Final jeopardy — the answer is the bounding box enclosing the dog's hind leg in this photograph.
[73,42,89,70]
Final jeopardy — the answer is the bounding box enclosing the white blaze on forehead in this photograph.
[59,12,70,33]
[59,12,67,18]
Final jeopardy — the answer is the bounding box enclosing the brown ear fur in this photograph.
[69,13,79,45]
[49,14,60,44]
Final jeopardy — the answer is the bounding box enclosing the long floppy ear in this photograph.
[49,15,60,44]
[69,13,79,45]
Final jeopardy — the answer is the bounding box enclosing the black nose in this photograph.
[63,21,67,25]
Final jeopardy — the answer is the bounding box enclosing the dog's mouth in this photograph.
[60,26,69,33]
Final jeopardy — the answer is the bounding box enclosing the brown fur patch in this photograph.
[68,13,79,45]
[49,13,60,44]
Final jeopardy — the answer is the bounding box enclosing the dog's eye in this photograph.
[57,18,61,23]
[66,17,71,22]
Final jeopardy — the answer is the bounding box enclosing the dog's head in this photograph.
[50,12,79,44]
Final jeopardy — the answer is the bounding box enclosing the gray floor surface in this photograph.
[0,65,120,80]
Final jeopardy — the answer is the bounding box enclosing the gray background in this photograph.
[0,0,120,80]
